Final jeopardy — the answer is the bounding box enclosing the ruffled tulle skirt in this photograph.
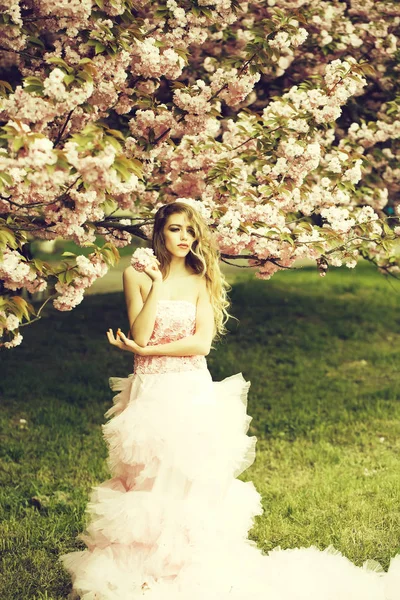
[60,369,400,600]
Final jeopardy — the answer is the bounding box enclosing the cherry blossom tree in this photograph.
[0,0,399,348]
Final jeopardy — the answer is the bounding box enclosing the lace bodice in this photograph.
[134,300,208,375]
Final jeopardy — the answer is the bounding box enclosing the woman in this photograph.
[60,201,399,600]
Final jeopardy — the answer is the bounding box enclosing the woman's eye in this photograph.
[170,228,195,236]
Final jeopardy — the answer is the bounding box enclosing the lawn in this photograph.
[1,261,400,599]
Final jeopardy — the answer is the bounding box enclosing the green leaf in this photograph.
[11,296,31,321]
[78,58,93,65]
[383,222,393,237]
[56,157,71,171]
[105,128,125,140]
[63,74,75,86]
[27,36,45,48]
[24,76,44,86]
[101,247,117,266]
[46,57,72,73]
[113,162,131,181]
[58,271,67,284]
[127,158,143,171]
[154,8,170,17]
[65,269,76,284]
[200,7,213,18]
[280,233,295,246]
[295,221,313,233]
[105,136,122,152]
[12,137,25,152]
[359,63,376,77]
[101,197,118,213]
[0,172,13,185]
[253,221,267,229]
[23,85,44,95]
[46,56,70,69]
[0,80,13,92]
[95,42,106,54]
[174,48,189,65]
[113,156,143,179]
[33,258,46,273]
[76,69,93,83]
[0,227,17,248]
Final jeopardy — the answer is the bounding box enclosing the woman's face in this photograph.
[163,212,196,258]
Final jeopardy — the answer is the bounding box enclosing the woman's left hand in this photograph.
[106,329,147,355]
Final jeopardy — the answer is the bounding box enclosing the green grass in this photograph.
[1,261,400,599]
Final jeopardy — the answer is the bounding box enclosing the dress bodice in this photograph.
[134,300,208,375]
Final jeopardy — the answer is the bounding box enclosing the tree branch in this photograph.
[2,197,61,209]
[0,45,40,60]
[18,294,56,328]
[54,109,75,147]
[220,253,294,269]
[92,219,154,241]
[0,176,81,211]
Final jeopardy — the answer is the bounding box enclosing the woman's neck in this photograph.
[166,257,193,279]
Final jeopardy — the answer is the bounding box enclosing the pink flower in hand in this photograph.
[130,248,155,272]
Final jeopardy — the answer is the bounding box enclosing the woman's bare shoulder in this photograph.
[194,273,207,286]
[193,273,209,299]
[123,265,151,282]
[123,265,152,291]
[123,264,135,277]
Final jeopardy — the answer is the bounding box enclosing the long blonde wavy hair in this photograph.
[152,201,233,342]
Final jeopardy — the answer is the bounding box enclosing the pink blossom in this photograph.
[1,0,400,347]
[53,254,108,311]
[131,248,155,272]
[6,314,20,331]
[0,248,47,293]
[4,333,23,349]
[342,160,363,184]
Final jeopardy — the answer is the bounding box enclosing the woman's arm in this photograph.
[143,278,215,357]
[123,265,162,347]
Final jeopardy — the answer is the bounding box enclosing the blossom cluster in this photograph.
[0,0,400,347]
[53,254,108,311]
[131,248,156,272]
[0,309,22,349]
[0,248,47,294]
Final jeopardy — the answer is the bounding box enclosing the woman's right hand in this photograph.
[144,258,163,283]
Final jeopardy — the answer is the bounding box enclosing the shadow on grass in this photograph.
[2,262,399,442]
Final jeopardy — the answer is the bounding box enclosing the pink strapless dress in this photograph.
[60,300,400,600]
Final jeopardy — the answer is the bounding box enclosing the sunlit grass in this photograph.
[1,261,400,599]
